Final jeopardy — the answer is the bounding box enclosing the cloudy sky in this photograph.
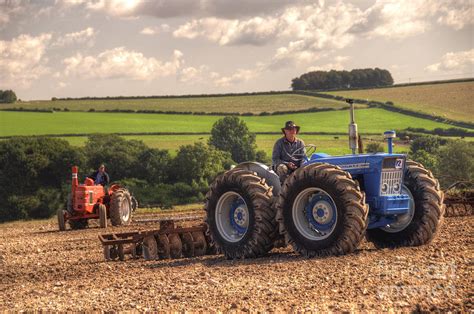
[0,0,472,100]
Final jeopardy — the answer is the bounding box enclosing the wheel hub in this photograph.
[305,194,336,232]
[292,188,338,241]
[233,206,247,228]
[230,199,248,234]
[312,200,333,224]
[215,191,250,243]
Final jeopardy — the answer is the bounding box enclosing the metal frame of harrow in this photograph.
[99,220,210,261]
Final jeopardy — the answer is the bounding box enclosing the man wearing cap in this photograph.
[272,121,306,181]
[88,164,110,186]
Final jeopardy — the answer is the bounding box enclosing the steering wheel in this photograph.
[286,144,317,163]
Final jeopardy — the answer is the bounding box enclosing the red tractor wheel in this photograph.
[109,188,132,226]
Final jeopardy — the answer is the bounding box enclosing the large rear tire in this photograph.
[110,188,132,226]
[205,169,277,259]
[276,163,368,257]
[366,160,445,248]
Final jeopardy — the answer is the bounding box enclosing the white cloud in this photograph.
[0,0,25,28]
[352,0,473,39]
[436,0,473,30]
[174,3,360,70]
[63,47,184,80]
[212,67,262,87]
[307,56,350,72]
[269,3,360,70]
[351,0,437,39]
[140,24,170,35]
[178,65,210,83]
[0,33,52,88]
[174,16,281,46]
[425,49,474,73]
[140,27,157,35]
[54,27,96,47]
[66,0,299,19]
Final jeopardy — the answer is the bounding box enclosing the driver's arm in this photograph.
[296,139,306,167]
[272,139,287,168]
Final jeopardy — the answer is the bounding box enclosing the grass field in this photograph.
[5,94,355,114]
[325,81,474,123]
[60,134,410,156]
[0,108,461,137]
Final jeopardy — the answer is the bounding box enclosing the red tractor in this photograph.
[57,166,135,231]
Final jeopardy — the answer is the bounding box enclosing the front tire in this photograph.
[110,188,132,226]
[205,169,277,259]
[366,160,445,248]
[276,163,368,257]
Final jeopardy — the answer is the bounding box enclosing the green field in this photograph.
[6,94,355,114]
[60,134,410,156]
[325,81,474,123]
[0,108,461,137]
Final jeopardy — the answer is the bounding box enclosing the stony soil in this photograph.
[0,212,472,312]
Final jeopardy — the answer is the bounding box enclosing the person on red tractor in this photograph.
[88,164,110,186]
[272,121,306,181]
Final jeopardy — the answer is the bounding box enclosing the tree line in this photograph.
[291,68,394,90]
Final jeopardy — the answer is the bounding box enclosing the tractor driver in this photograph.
[88,164,110,186]
[272,121,305,181]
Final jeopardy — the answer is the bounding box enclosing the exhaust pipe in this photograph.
[346,99,358,154]
[71,166,78,192]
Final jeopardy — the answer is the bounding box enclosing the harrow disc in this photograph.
[157,234,171,259]
[168,234,182,259]
[192,231,207,256]
[181,232,195,258]
[142,235,158,261]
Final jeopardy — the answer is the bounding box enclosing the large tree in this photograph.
[171,142,232,184]
[208,116,258,163]
[0,90,17,103]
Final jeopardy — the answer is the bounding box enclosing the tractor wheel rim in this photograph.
[381,185,415,233]
[292,187,338,241]
[215,191,249,243]
[121,199,131,222]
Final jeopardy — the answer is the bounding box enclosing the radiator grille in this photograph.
[380,169,403,195]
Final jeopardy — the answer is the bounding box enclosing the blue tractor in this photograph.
[205,100,445,259]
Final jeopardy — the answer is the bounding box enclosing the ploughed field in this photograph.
[0,211,471,311]
[325,81,474,123]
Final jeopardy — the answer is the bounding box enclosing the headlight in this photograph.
[381,183,388,193]
[393,183,400,192]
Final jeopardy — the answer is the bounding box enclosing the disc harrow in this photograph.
[99,220,216,261]
[443,182,473,217]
